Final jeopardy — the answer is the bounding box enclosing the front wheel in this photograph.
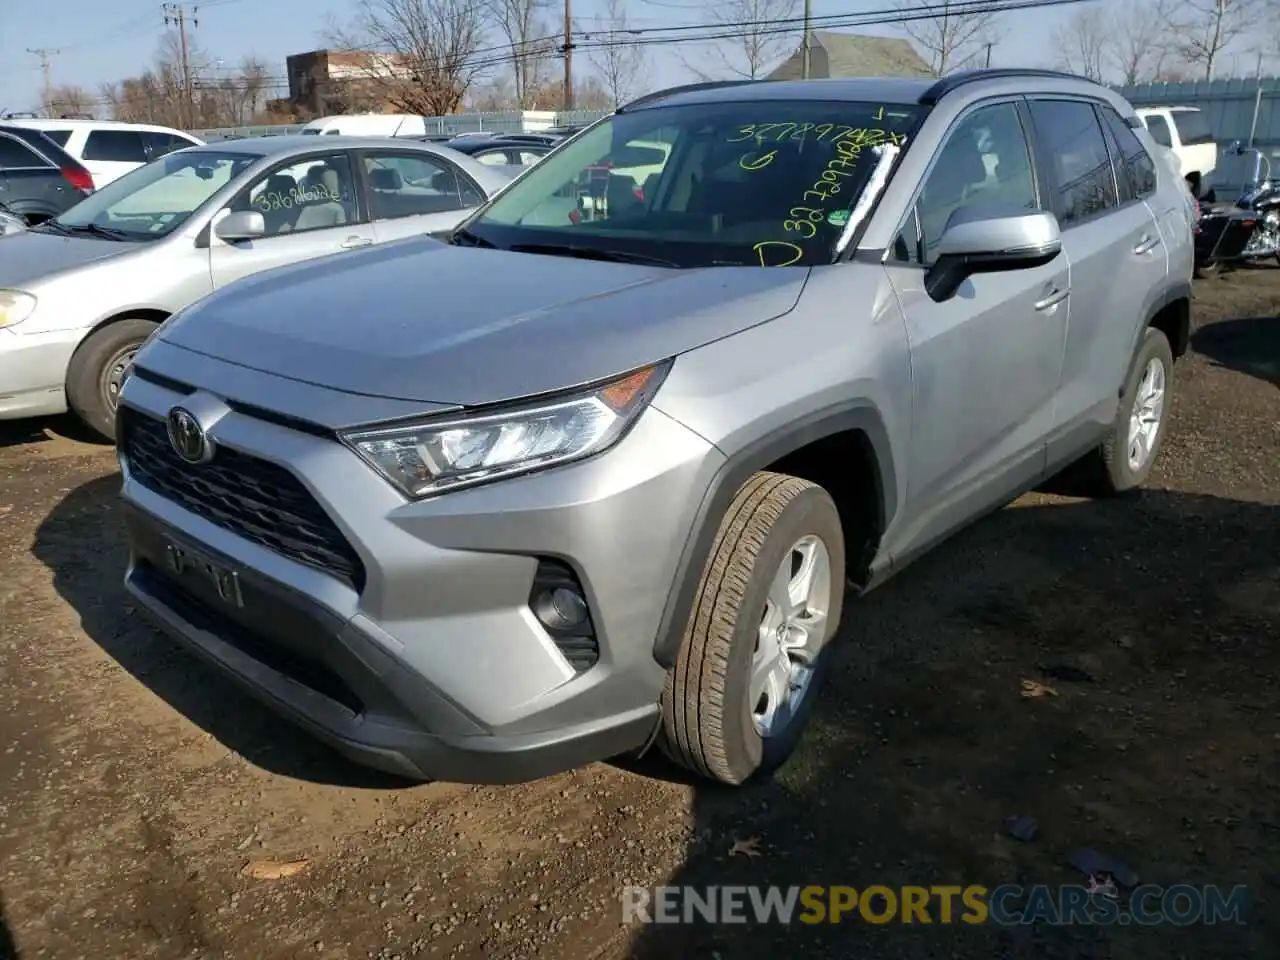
[660,472,845,785]
[66,318,158,441]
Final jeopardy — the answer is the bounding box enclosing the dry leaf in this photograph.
[1021,679,1058,699]
[728,836,763,859]
[241,858,310,880]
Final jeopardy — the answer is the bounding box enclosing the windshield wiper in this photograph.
[508,243,679,268]
[449,226,497,248]
[32,219,71,235]
[59,223,134,241]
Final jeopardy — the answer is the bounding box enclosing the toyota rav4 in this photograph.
[117,69,1194,786]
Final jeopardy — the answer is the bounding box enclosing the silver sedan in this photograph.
[0,136,517,438]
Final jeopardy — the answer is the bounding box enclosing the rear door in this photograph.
[356,149,488,242]
[81,128,149,186]
[1026,98,1166,457]
[208,150,376,290]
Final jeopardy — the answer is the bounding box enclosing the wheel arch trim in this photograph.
[651,401,897,668]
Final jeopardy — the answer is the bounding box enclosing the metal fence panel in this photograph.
[190,109,610,142]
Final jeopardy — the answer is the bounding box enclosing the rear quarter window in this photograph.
[0,133,51,168]
[41,129,73,147]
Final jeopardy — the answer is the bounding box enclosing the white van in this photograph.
[4,119,204,186]
[299,114,429,137]
[1134,106,1217,198]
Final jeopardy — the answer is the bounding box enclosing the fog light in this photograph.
[534,586,587,630]
[528,558,599,672]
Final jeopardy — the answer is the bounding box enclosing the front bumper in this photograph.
[0,325,82,419]
[117,356,723,783]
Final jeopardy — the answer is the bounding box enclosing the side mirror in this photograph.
[925,206,1062,302]
[215,209,266,242]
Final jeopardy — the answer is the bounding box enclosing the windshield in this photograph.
[50,150,257,240]
[301,128,321,135]
[462,100,924,267]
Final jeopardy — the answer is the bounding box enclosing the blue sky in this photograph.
[0,0,1218,116]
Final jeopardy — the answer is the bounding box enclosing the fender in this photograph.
[1,200,59,224]
[651,401,898,668]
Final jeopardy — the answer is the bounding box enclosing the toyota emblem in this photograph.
[166,407,213,464]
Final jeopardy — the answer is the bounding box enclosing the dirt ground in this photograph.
[1,269,1277,960]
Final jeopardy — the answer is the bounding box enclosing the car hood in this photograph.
[0,230,140,287]
[158,238,809,406]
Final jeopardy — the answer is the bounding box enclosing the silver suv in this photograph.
[117,70,1194,786]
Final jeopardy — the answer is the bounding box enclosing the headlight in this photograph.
[341,362,670,498]
[0,290,37,328]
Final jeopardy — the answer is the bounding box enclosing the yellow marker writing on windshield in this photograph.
[754,241,804,267]
[740,150,777,171]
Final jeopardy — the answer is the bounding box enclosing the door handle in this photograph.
[1034,287,1069,311]
[340,236,373,249]
[1133,234,1161,255]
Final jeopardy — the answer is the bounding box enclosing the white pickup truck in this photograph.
[1135,105,1218,199]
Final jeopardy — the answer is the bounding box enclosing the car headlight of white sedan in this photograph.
[0,290,37,329]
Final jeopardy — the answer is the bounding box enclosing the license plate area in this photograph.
[165,539,244,608]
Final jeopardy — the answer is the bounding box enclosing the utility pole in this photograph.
[27,48,59,113]
[800,0,812,79]
[162,3,199,129]
[562,0,574,110]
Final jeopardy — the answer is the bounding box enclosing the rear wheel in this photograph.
[660,472,845,785]
[66,318,158,441]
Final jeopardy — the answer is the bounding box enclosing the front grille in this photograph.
[120,407,366,590]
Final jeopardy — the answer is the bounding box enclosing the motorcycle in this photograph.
[1193,143,1280,277]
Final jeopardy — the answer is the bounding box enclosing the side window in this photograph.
[1100,106,1157,201]
[473,149,509,167]
[1028,99,1118,227]
[1144,115,1173,149]
[41,129,72,147]
[519,150,544,166]
[0,134,50,168]
[83,130,147,163]
[240,153,359,236]
[362,153,482,219]
[905,101,1038,264]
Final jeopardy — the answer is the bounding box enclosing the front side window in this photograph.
[83,129,147,163]
[239,153,360,235]
[1099,106,1157,201]
[464,100,925,268]
[1028,99,1118,227]
[1144,114,1173,148]
[46,150,256,239]
[362,152,476,219]
[143,131,194,158]
[898,100,1038,264]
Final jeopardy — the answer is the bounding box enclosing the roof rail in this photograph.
[918,68,1090,106]
[617,79,764,113]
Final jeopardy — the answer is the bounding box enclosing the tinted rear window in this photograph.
[41,129,72,147]
[0,133,50,168]
[1171,110,1214,146]
[83,129,147,162]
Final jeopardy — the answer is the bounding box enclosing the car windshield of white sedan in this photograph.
[45,151,257,240]
[465,101,923,267]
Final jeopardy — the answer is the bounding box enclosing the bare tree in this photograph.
[582,0,648,107]
[896,0,1001,75]
[1050,6,1109,81]
[682,0,800,80]
[44,84,96,118]
[1165,0,1259,79]
[1112,0,1174,84]
[330,0,489,116]
[487,0,556,108]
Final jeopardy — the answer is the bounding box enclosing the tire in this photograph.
[660,472,845,785]
[1078,327,1175,496]
[66,318,158,441]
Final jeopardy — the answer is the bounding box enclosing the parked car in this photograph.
[0,123,95,223]
[0,201,28,237]
[4,119,203,187]
[440,134,554,167]
[1134,105,1217,199]
[0,136,515,438]
[116,69,1192,787]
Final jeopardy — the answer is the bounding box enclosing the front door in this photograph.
[208,151,376,290]
[883,98,1069,557]
[357,150,487,243]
